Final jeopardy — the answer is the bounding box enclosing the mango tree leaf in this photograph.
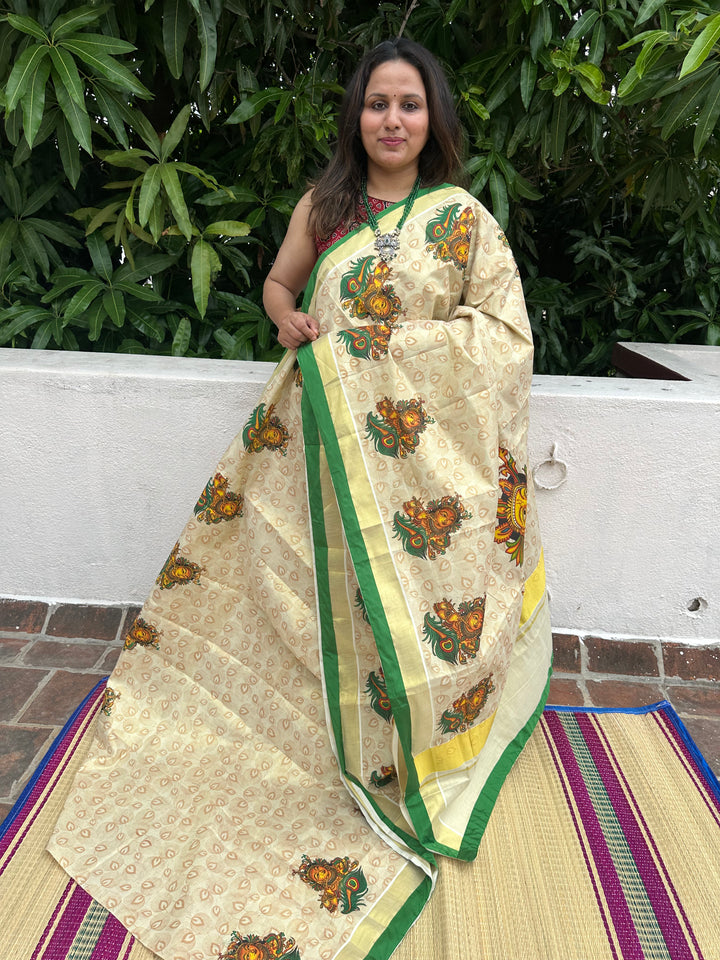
[103,287,126,326]
[0,307,51,344]
[173,161,219,190]
[138,163,163,226]
[60,38,151,98]
[635,0,668,26]
[31,319,54,349]
[64,279,106,318]
[22,52,51,147]
[100,148,152,171]
[485,72,519,114]
[680,12,720,79]
[191,238,221,315]
[588,19,606,65]
[660,71,716,140]
[54,71,92,153]
[56,114,82,186]
[488,168,509,230]
[50,3,110,40]
[147,193,165,241]
[550,94,568,163]
[160,104,191,160]
[42,268,89,300]
[25,218,81,247]
[226,88,282,124]
[6,44,50,113]
[92,81,129,149]
[87,231,113,281]
[61,33,137,56]
[1,164,23,215]
[86,298,105,340]
[5,14,48,41]
[116,253,177,281]
[49,312,66,346]
[694,74,720,154]
[163,0,191,79]
[126,307,164,340]
[195,0,217,92]
[49,45,84,105]
[160,163,192,238]
[19,222,50,276]
[171,314,191,355]
[85,200,125,235]
[114,280,162,301]
[21,179,58,216]
[203,220,250,237]
[567,9,599,40]
[520,56,537,110]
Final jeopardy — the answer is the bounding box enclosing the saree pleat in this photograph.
[48,184,551,960]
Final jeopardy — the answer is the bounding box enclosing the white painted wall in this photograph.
[1,349,718,644]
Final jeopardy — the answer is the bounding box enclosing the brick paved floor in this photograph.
[1,600,718,825]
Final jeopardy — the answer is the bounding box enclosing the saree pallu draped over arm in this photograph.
[47,184,551,960]
[299,184,551,865]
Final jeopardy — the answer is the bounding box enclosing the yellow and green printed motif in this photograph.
[293,855,368,915]
[155,541,203,590]
[366,669,393,723]
[422,596,486,664]
[339,256,402,324]
[494,447,527,566]
[365,396,434,459]
[438,675,495,734]
[242,402,291,455]
[354,587,369,623]
[425,203,475,270]
[101,686,120,717]
[123,616,161,650]
[194,472,243,523]
[392,493,471,560]
[370,765,397,788]
[219,931,301,960]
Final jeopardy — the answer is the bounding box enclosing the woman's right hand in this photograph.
[275,310,319,349]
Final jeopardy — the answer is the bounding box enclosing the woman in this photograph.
[49,39,551,960]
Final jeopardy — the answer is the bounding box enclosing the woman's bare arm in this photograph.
[263,192,320,349]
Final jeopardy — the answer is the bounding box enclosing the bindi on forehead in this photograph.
[365,91,426,102]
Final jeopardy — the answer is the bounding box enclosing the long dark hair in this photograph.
[309,39,464,241]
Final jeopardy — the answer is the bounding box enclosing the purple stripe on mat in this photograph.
[539,718,620,960]
[31,882,92,960]
[95,907,135,958]
[0,687,104,878]
[578,713,699,960]
[30,879,75,960]
[545,711,645,960]
[653,712,720,826]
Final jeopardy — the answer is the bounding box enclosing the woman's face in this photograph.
[360,59,430,182]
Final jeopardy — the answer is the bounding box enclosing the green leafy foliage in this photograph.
[1,0,720,371]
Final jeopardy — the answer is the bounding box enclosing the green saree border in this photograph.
[368,874,433,960]
[458,665,552,860]
[300,367,435,862]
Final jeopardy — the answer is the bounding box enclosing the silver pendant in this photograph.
[374,228,400,262]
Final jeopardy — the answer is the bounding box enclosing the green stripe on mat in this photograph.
[559,713,672,960]
[67,900,109,960]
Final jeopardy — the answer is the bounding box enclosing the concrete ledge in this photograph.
[1,348,718,643]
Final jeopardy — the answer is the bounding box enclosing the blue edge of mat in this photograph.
[2,685,719,842]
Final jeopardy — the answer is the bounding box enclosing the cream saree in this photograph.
[48,184,552,960]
